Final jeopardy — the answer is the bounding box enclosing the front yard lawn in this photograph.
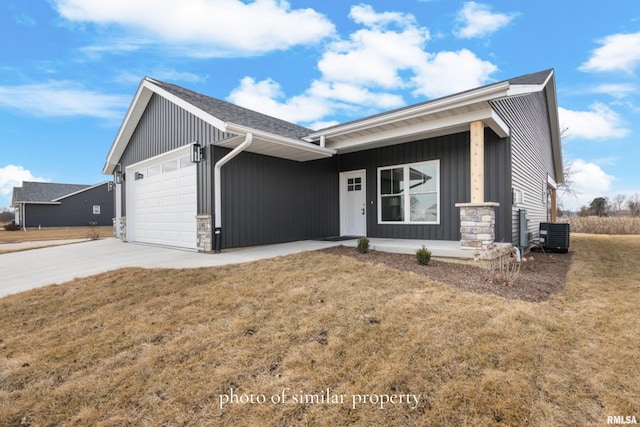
[0,234,638,426]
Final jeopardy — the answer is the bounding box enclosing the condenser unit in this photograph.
[539,222,570,253]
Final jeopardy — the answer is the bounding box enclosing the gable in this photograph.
[104,69,561,177]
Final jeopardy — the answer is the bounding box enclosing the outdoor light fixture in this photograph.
[191,142,203,163]
[114,164,123,184]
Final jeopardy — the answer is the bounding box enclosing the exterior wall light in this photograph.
[191,142,203,163]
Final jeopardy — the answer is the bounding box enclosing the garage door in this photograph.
[126,146,197,250]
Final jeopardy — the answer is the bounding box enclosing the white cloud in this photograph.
[561,159,616,210]
[228,4,497,125]
[454,2,518,39]
[0,165,47,208]
[318,5,430,90]
[411,49,497,98]
[227,77,334,124]
[0,81,128,119]
[579,32,640,74]
[558,103,629,140]
[589,83,636,99]
[53,0,335,57]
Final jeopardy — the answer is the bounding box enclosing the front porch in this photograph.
[337,238,512,259]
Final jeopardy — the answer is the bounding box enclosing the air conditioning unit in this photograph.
[539,222,570,253]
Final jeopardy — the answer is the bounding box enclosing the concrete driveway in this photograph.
[0,238,339,298]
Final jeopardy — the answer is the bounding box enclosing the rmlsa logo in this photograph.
[608,415,638,425]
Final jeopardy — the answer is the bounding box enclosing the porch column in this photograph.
[470,120,484,203]
[550,187,557,222]
[455,120,499,251]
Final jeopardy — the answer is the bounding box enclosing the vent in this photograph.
[539,222,570,253]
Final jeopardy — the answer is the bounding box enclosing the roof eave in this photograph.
[308,81,511,141]
[103,78,232,174]
[544,71,564,184]
[102,79,155,175]
[221,122,336,161]
[51,181,110,202]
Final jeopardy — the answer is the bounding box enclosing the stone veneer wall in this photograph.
[196,215,212,252]
[119,216,127,242]
[455,202,499,250]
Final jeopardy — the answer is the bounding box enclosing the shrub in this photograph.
[356,237,369,254]
[416,245,431,265]
[474,245,529,286]
[3,222,20,231]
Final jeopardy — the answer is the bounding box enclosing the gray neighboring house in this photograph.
[103,69,562,253]
[11,181,115,228]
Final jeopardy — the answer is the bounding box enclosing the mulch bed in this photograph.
[319,246,573,302]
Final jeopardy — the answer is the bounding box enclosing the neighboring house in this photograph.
[12,181,115,228]
[103,69,562,253]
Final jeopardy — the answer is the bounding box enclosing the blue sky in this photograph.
[1,0,639,211]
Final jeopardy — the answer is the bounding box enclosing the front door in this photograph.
[340,170,367,236]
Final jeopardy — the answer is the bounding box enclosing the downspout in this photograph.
[213,132,253,253]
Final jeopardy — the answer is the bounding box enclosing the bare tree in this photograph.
[557,126,579,211]
[628,193,640,217]
[612,194,626,216]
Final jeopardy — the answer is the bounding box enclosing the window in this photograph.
[378,160,439,224]
[162,159,178,173]
[148,164,161,177]
[347,177,362,192]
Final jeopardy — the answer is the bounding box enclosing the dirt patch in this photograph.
[320,246,573,302]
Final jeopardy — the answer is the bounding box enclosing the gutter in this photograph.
[213,132,253,253]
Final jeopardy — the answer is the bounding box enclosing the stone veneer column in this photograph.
[455,202,500,250]
[119,216,127,242]
[196,215,213,252]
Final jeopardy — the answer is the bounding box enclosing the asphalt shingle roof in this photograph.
[13,181,90,203]
[148,69,553,139]
[150,79,314,140]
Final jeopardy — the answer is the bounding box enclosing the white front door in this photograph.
[340,170,367,236]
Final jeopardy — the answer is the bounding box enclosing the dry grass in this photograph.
[560,216,640,234]
[0,234,638,426]
[0,226,113,243]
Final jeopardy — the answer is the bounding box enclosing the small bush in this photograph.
[474,245,529,286]
[86,224,102,240]
[3,222,20,231]
[356,237,369,254]
[416,245,431,265]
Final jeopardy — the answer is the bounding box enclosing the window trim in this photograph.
[377,159,440,225]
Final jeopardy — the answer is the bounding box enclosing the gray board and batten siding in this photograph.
[116,91,515,249]
[21,183,114,228]
[491,90,556,245]
[213,148,340,249]
[338,128,512,243]
[118,93,227,215]
[214,128,512,249]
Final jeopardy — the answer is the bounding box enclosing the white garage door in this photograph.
[126,146,197,250]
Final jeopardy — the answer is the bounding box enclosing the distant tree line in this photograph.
[576,193,640,217]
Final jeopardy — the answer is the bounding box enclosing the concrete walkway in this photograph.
[0,238,340,298]
[0,238,90,252]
